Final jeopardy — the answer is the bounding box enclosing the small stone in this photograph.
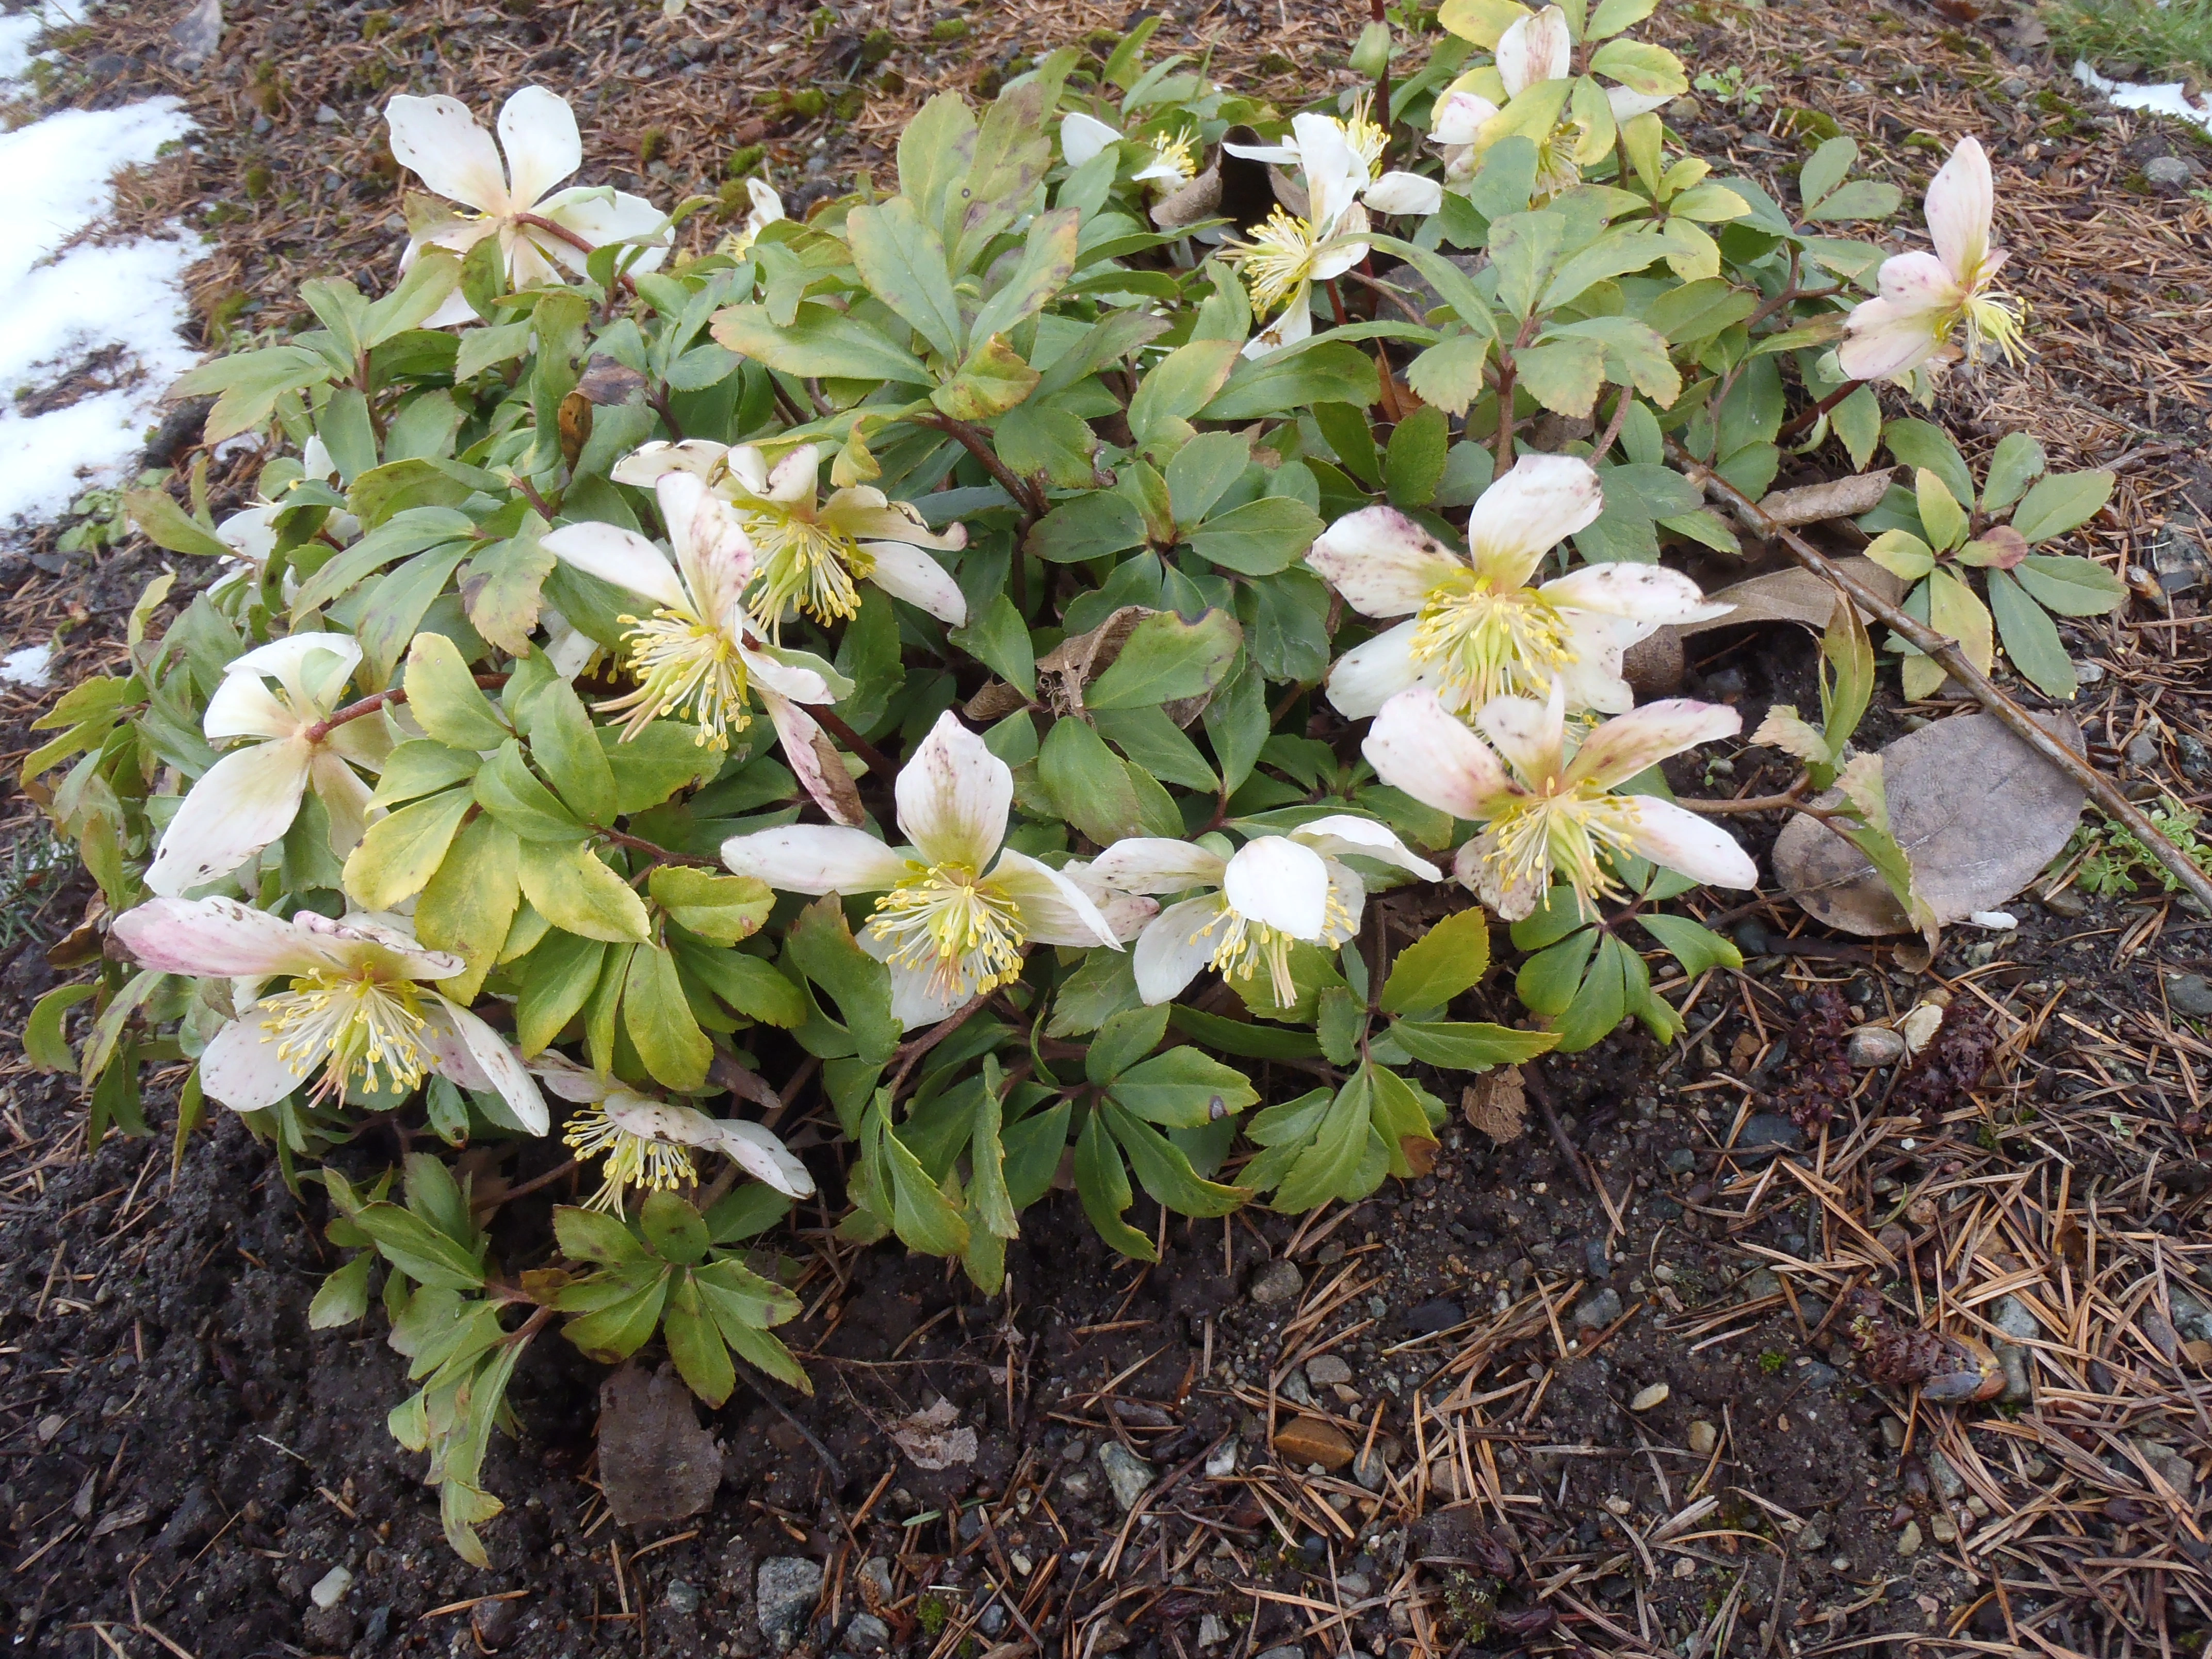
[1353,1446,1389,1492]
[1687,1421,1718,1456]
[1801,1361,1840,1390]
[2166,973,2212,1018]
[1928,1450,1964,1501]
[859,1557,893,1609]
[1898,1002,1945,1055]
[665,1580,701,1617]
[1881,1417,1907,1450]
[979,1604,1009,1637]
[1998,1343,2032,1405]
[844,1612,891,1652]
[310,1566,353,1609]
[1405,1298,1463,1335]
[1255,1645,1306,1659]
[362,1607,393,1647]
[1339,1571,1372,1597]
[1664,1146,1698,1175]
[1895,1521,1923,1558]
[1847,1026,1907,1067]
[1098,1444,1154,1511]
[1801,1515,1829,1551]
[1737,1114,1804,1151]
[2041,886,2087,917]
[2127,733,2161,767]
[313,104,340,124]
[1630,1382,1670,1412]
[1279,1371,1315,1407]
[2146,156,2194,187]
[757,1558,825,1654]
[1249,1260,1303,1308]
[1575,1288,1624,1329]
[1306,1354,1353,1389]
[1205,1439,1239,1478]
[1743,1268,1781,1300]
[1929,1514,1959,1544]
[1060,1468,1096,1500]
[1198,1614,1230,1646]
[1062,1436,1088,1461]
[2077,660,2107,685]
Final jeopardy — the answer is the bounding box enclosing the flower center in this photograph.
[867,863,1027,1003]
[1188,890,1353,1008]
[602,607,753,749]
[1485,785,1647,914]
[1957,287,2026,367]
[736,507,874,633]
[1228,207,1329,315]
[1148,128,1198,184]
[563,1102,696,1214]
[1343,96,1388,181]
[257,969,429,1103]
[1407,573,1577,713]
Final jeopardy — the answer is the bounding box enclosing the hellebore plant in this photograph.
[1060,111,1201,188]
[533,1054,814,1211]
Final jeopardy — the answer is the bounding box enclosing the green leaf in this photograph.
[1914,467,1967,552]
[1864,528,1935,583]
[639,1190,713,1266]
[1379,907,1492,1015]
[416,815,520,1005]
[1128,338,1242,453]
[1404,331,1493,418]
[1513,337,1607,419]
[1589,36,1688,94]
[515,841,652,943]
[1797,136,1857,212]
[308,1253,375,1329]
[1107,1046,1257,1127]
[342,785,474,910]
[25,983,97,1072]
[1025,490,1146,564]
[1926,565,1994,677]
[122,489,231,559]
[524,676,617,825]
[1166,430,1255,527]
[601,723,721,816]
[970,1064,1019,1241]
[874,1107,971,1257]
[1272,1067,1375,1213]
[949,593,1037,696]
[1391,1019,1560,1068]
[476,741,590,842]
[1102,1102,1248,1217]
[562,1273,671,1363]
[930,334,1042,421]
[351,1201,486,1290]
[648,867,774,946]
[663,1280,737,1407]
[710,301,932,385]
[1094,704,1217,792]
[1037,717,1147,842]
[1186,496,1324,577]
[971,206,1081,342]
[1988,566,2077,700]
[1884,418,1973,508]
[898,90,979,229]
[846,197,965,361]
[1384,405,1451,509]
[1165,1004,1321,1060]
[1831,384,1881,472]
[1981,432,2047,513]
[787,896,899,1065]
[1201,340,1380,421]
[513,933,605,1054]
[1074,1109,1157,1261]
[556,1204,650,1266]
[1546,315,1680,405]
[1634,912,1743,975]
[460,516,558,658]
[1802,178,1902,220]
[2011,553,2128,617]
[173,345,333,443]
[625,943,713,1091]
[1085,609,1243,710]
[1087,1003,1171,1085]
[362,249,463,346]
[405,632,511,751]
[2011,469,2115,545]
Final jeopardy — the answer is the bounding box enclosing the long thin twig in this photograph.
[916,411,1047,525]
[1673,444,2212,910]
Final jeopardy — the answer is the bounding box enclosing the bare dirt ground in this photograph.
[2,2,2211,1657]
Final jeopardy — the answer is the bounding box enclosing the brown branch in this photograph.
[1340,266,1429,327]
[1674,445,2212,913]
[600,827,719,868]
[886,991,993,1101]
[915,412,1047,526]
[807,705,898,785]
[1591,386,1635,465]
[1776,376,1865,443]
[1674,774,1812,815]
[303,674,509,743]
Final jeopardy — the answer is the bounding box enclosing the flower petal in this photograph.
[872,948,968,1030]
[1306,505,1465,619]
[1132,897,1226,1005]
[1431,89,1503,145]
[724,444,772,496]
[896,711,1011,871]
[1222,138,1302,165]
[1325,619,1426,719]
[310,749,377,860]
[217,504,278,565]
[714,1119,816,1198]
[1925,135,1992,283]
[424,997,549,1134]
[660,470,754,624]
[1362,687,1519,820]
[1061,110,1123,167]
[144,738,315,897]
[822,489,968,551]
[861,540,967,625]
[1476,682,1568,783]
[1095,891,1161,944]
[739,643,832,706]
[1455,829,1546,920]
[763,443,822,506]
[203,672,299,743]
[1086,838,1230,896]
[229,633,364,711]
[1291,814,1443,882]
[756,689,866,828]
[720,825,909,894]
[1554,612,1641,714]
[991,847,1121,948]
[1363,171,1443,216]
[1837,295,1943,382]
[1540,562,1731,626]
[1497,5,1572,95]
[1567,698,1743,789]
[200,1014,318,1112]
[112,894,335,978]
[610,438,730,489]
[1875,249,1959,310]
[1605,85,1673,120]
[384,93,509,214]
[495,85,582,210]
[1223,835,1332,941]
[1243,291,1314,358]
[529,1050,614,1102]
[1623,796,1759,890]
[1465,453,1605,587]
[1322,860,1368,945]
[539,188,671,272]
[539,520,687,611]
[1292,111,1367,231]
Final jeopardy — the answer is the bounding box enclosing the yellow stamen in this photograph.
[733,508,873,634]
[1343,94,1388,182]
[1959,290,2026,366]
[256,970,429,1103]
[1225,207,1327,316]
[867,863,1027,1003]
[1188,889,1353,1008]
[600,609,753,749]
[1406,569,1579,713]
[1148,128,1198,184]
[562,1101,696,1214]
[1485,785,1648,916]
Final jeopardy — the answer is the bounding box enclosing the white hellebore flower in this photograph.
[385,85,670,328]
[540,470,864,825]
[1225,99,1444,220]
[1084,821,1440,1009]
[717,177,785,259]
[1363,683,1756,921]
[611,440,968,636]
[144,635,391,898]
[1837,136,2023,383]
[1309,453,1729,720]
[531,1053,814,1212]
[1061,111,1199,186]
[1223,115,1374,357]
[720,712,1123,1028]
[111,896,546,1129]
[210,437,350,601]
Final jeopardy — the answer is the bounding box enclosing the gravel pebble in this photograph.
[1630,1382,1670,1412]
[1896,1521,1923,1557]
[1847,1026,1906,1067]
[1249,1260,1303,1308]
[1098,1443,1154,1511]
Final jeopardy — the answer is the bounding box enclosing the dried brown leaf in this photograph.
[1463,1066,1527,1143]
[890,1397,979,1470]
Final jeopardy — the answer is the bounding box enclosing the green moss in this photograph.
[877,67,907,94]
[724,142,767,180]
[1256,51,1298,75]
[1758,1348,1787,1374]
[787,87,828,119]
[930,17,970,42]
[1784,106,1841,141]
[639,126,671,166]
[859,27,896,64]
[361,10,393,39]
[916,1596,952,1636]
[244,164,273,201]
[833,88,865,122]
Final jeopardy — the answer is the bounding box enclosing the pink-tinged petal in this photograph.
[1086,838,1230,896]
[605,1093,722,1148]
[1454,829,1547,920]
[1363,171,1443,216]
[204,673,299,743]
[660,471,755,623]
[896,711,1010,871]
[861,541,967,625]
[299,911,465,981]
[1362,687,1519,819]
[1497,5,1572,95]
[384,94,509,214]
[724,445,773,496]
[611,438,730,489]
[1622,796,1759,889]
[1095,892,1161,944]
[763,443,822,507]
[714,1119,816,1197]
[1875,249,1959,310]
[1325,619,1427,719]
[538,188,670,271]
[992,848,1121,949]
[1321,861,1368,944]
[309,750,376,859]
[1466,453,1605,587]
[1554,613,1640,714]
[200,1014,318,1112]
[1291,814,1443,882]
[1132,897,1226,1004]
[1223,835,1332,941]
[1836,297,1944,382]
[539,520,687,611]
[528,1050,614,1102]
[144,738,315,897]
[495,85,581,210]
[112,894,334,978]
[721,824,908,894]
[1477,680,1568,783]
[756,691,866,828]
[1566,698,1743,789]
[425,996,549,1134]
[1541,562,1731,626]
[1924,135,1992,283]
[1432,89,1503,145]
[1307,505,1465,618]
[1061,111,1123,166]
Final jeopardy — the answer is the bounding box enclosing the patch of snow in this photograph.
[2074,59,2212,135]
[0,14,45,81]
[0,645,55,689]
